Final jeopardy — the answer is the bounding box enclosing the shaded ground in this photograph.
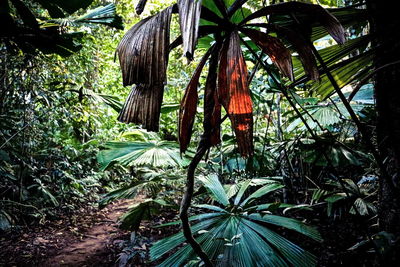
[0,199,138,267]
[1,198,377,266]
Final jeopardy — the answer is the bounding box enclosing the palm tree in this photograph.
[116,0,345,265]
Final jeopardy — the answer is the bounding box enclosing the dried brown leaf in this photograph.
[273,25,319,81]
[117,6,173,86]
[177,0,202,60]
[118,84,164,131]
[204,48,221,147]
[241,2,346,45]
[179,49,212,153]
[242,28,294,81]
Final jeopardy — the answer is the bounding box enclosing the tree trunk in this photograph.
[367,0,400,260]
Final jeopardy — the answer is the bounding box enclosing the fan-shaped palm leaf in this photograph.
[47,4,123,29]
[150,176,321,266]
[97,140,188,170]
[241,2,345,45]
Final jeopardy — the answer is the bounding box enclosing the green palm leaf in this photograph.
[120,198,173,231]
[240,183,284,207]
[150,176,320,266]
[242,219,317,267]
[150,217,221,261]
[199,174,230,206]
[46,4,123,29]
[97,140,188,170]
[246,214,322,242]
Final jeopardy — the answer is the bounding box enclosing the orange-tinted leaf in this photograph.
[218,31,253,157]
[242,28,294,81]
[118,84,164,131]
[179,50,212,153]
[241,2,346,45]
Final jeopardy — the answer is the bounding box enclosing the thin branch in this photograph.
[179,141,212,267]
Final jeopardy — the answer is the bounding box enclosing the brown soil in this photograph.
[45,199,136,267]
[0,198,140,267]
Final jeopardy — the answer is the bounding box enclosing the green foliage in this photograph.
[120,198,176,231]
[97,139,188,171]
[151,175,320,266]
[312,178,377,217]
[0,0,384,265]
[1,0,122,56]
[47,4,123,29]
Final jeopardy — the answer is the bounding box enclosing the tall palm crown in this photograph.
[116,0,345,157]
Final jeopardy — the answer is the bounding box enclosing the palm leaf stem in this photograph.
[227,0,248,17]
[287,89,327,133]
[289,13,397,193]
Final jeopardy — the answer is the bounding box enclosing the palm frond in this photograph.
[242,28,294,81]
[242,2,346,45]
[117,6,173,86]
[120,198,174,231]
[179,49,211,152]
[117,84,164,131]
[97,141,187,170]
[177,0,203,60]
[47,4,123,29]
[246,214,322,242]
[199,174,230,206]
[218,31,253,157]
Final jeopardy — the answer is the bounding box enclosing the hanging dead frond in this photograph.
[117,6,173,86]
[118,84,164,131]
[241,2,346,45]
[272,25,320,81]
[178,49,212,153]
[218,31,253,157]
[241,28,294,81]
[135,0,148,15]
[117,6,173,131]
[177,0,202,61]
[204,47,221,148]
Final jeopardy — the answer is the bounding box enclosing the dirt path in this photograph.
[43,199,136,267]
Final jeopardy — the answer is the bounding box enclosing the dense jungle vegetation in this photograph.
[1,0,400,266]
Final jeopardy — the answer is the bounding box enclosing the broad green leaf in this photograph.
[240,183,284,207]
[199,174,230,206]
[97,141,187,170]
[246,214,322,242]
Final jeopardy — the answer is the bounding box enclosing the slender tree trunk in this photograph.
[367,0,400,260]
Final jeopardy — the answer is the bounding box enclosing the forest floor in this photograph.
[0,198,141,267]
[1,198,376,266]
